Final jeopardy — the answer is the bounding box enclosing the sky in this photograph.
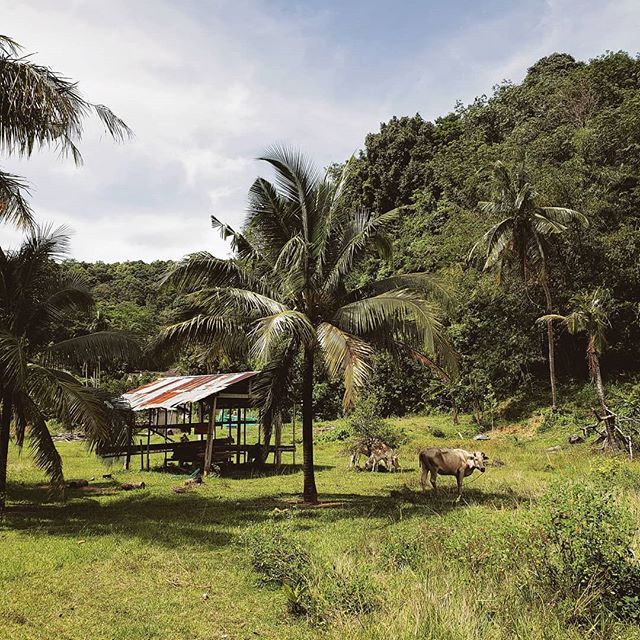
[1,0,639,262]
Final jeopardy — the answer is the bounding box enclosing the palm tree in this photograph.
[469,161,588,411]
[0,34,131,228]
[158,146,456,503]
[541,288,621,448]
[0,225,138,512]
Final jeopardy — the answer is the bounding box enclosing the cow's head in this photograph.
[467,451,487,473]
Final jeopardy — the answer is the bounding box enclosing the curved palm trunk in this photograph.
[302,345,318,504]
[542,280,559,412]
[587,338,617,449]
[0,393,12,513]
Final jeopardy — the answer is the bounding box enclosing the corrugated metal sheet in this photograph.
[122,371,260,411]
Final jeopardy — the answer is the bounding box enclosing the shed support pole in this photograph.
[124,419,132,470]
[203,397,217,476]
[236,408,241,465]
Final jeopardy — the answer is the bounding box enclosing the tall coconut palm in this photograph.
[0,225,138,512]
[541,288,621,448]
[158,146,456,503]
[0,34,131,228]
[469,161,588,411]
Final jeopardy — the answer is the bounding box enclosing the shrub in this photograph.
[317,424,352,442]
[538,479,640,622]
[313,558,379,619]
[241,522,310,590]
[347,394,408,451]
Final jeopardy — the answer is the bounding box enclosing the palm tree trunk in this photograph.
[542,279,559,411]
[587,339,617,448]
[0,393,12,513]
[302,345,318,504]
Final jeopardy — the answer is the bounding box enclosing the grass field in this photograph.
[1,411,640,640]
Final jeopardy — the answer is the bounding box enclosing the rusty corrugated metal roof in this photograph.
[122,371,260,411]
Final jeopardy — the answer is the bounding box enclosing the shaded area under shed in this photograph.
[101,372,295,472]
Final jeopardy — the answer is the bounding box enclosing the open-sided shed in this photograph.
[105,372,294,472]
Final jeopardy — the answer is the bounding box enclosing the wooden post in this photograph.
[243,408,247,463]
[124,419,133,470]
[146,410,152,471]
[292,404,296,466]
[163,409,168,470]
[139,438,144,471]
[203,396,217,476]
[236,407,241,465]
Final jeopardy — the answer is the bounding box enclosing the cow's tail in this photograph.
[418,450,427,471]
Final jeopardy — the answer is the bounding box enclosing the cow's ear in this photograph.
[482,453,489,460]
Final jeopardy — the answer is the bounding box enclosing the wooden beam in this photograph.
[203,396,217,475]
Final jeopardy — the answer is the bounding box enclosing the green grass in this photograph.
[2,412,640,640]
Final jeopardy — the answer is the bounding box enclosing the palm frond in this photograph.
[0,169,33,228]
[250,310,315,363]
[251,339,300,449]
[26,364,110,443]
[532,213,568,236]
[345,273,454,309]
[0,46,130,161]
[92,104,133,143]
[47,331,141,366]
[45,275,93,316]
[0,329,27,388]
[198,287,286,317]
[247,177,299,254]
[16,398,64,491]
[258,145,320,239]
[151,315,248,363]
[469,217,513,270]
[317,322,372,410]
[161,252,266,293]
[0,35,21,56]
[322,207,399,293]
[334,289,448,358]
[539,206,589,227]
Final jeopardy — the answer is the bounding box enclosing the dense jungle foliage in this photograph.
[61,51,640,418]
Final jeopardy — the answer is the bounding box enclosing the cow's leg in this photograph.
[420,465,429,491]
[430,470,437,492]
[454,470,464,503]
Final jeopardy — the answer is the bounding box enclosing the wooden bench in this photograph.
[170,438,234,466]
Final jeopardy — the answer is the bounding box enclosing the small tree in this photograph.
[541,288,624,449]
[0,226,138,512]
[347,394,406,450]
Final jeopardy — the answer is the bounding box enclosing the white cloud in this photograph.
[0,0,638,262]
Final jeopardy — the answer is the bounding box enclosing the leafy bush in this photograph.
[313,558,379,618]
[538,479,640,622]
[241,522,311,591]
[347,394,407,451]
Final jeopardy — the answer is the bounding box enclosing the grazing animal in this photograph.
[419,447,487,502]
[351,439,400,472]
